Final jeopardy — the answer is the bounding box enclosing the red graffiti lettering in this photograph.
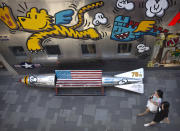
[163,29,169,33]
[153,26,169,33]
[168,12,180,26]
[166,37,179,47]
[153,26,158,32]
[166,40,174,47]
[125,20,139,28]
[158,27,162,32]
[174,37,179,44]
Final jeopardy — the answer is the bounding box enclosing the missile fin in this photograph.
[114,68,144,79]
[115,83,144,94]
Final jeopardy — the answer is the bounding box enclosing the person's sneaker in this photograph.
[160,120,170,124]
[144,123,150,127]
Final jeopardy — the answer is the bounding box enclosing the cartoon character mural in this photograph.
[0,1,104,52]
[164,34,180,63]
[92,13,108,26]
[171,48,180,57]
[110,15,169,42]
[146,0,169,17]
[161,47,180,64]
[116,0,135,11]
[166,34,179,47]
[136,43,151,59]
[137,43,150,53]
[0,35,9,41]
[148,32,180,66]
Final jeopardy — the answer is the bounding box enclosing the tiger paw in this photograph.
[27,38,43,52]
[87,28,101,40]
[0,3,18,29]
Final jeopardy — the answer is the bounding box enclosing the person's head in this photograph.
[155,89,163,98]
[161,101,170,111]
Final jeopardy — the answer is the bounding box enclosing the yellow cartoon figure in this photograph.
[17,8,53,32]
[0,2,104,52]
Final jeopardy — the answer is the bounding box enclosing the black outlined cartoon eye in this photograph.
[35,15,37,19]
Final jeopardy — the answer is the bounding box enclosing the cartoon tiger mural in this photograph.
[0,1,104,52]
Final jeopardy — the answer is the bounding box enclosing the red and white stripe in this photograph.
[56,70,102,87]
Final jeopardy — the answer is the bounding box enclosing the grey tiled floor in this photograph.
[0,69,180,131]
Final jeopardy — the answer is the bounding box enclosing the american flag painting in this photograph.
[55,70,102,87]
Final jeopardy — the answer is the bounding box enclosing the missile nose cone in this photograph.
[19,79,22,83]
[19,78,24,83]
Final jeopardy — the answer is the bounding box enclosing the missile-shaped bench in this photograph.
[19,68,144,94]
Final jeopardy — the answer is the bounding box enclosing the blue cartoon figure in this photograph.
[110,15,169,42]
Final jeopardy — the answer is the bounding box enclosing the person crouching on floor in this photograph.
[138,90,163,116]
[144,101,170,127]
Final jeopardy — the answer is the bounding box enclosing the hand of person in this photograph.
[149,94,153,99]
[149,96,153,99]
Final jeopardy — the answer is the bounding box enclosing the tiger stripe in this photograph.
[69,1,104,29]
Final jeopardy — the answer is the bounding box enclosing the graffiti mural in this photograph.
[137,43,150,53]
[161,47,180,64]
[136,43,150,59]
[110,15,169,42]
[171,48,180,57]
[155,33,165,46]
[148,32,180,67]
[0,1,104,52]
[166,35,179,47]
[0,35,9,41]
[116,0,134,11]
[0,3,18,30]
[92,13,108,26]
[168,12,180,26]
[146,0,168,17]
[55,9,74,25]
